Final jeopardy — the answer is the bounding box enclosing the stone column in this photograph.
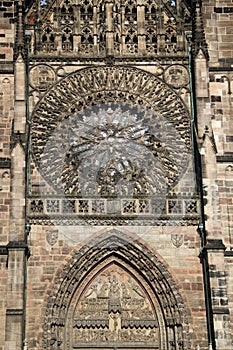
[137,0,145,55]
[5,107,28,350]
[14,54,26,133]
[105,0,114,56]
[5,1,29,346]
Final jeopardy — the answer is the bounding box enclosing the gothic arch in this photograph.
[42,230,192,349]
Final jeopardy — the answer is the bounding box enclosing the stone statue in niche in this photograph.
[72,265,159,347]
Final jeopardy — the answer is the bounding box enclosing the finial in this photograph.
[15,0,26,60]
[192,0,209,59]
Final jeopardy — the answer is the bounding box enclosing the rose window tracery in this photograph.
[38,102,189,198]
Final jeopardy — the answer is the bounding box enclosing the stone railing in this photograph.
[27,195,200,226]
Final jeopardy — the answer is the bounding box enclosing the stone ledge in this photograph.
[0,157,11,168]
[0,62,13,73]
[212,308,229,315]
[204,239,226,251]
[6,309,23,316]
[7,241,30,257]
[224,250,233,257]
[216,154,233,162]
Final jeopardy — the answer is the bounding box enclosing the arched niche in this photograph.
[42,230,191,350]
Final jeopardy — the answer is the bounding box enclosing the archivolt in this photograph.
[42,230,191,349]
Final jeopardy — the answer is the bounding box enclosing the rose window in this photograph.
[38,102,189,198]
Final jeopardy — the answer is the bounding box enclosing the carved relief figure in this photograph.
[72,265,159,347]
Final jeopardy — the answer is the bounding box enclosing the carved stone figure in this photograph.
[72,265,159,347]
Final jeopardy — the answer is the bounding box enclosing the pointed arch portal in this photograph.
[42,231,191,350]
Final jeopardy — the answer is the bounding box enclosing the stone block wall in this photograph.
[0,1,14,61]
[203,0,233,63]
[0,252,7,350]
[0,0,14,246]
[209,74,233,155]
[0,1,233,349]
[0,2,16,349]
[201,2,233,349]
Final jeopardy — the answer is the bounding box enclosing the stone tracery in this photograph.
[27,65,199,225]
[60,103,183,196]
[27,0,191,57]
[31,66,191,199]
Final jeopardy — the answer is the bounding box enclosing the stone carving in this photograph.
[164,65,189,88]
[72,265,159,346]
[28,0,190,57]
[0,78,12,117]
[46,229,58,246]
[0,171,10,191]
[28,196,200,219]
[28,215,200,227]
[41,231,191,349]
[171,234,183,248]
[57,103,187,197]
[30,65,56,90]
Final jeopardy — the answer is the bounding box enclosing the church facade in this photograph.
[0,0,233,349]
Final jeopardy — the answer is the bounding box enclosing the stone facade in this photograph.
[0,0,233,349]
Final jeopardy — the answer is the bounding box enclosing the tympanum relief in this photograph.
[70,265,160,348]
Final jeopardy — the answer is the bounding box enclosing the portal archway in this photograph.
[42,230,191,349]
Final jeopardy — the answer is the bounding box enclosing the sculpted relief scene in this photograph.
[71,265,159,348]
